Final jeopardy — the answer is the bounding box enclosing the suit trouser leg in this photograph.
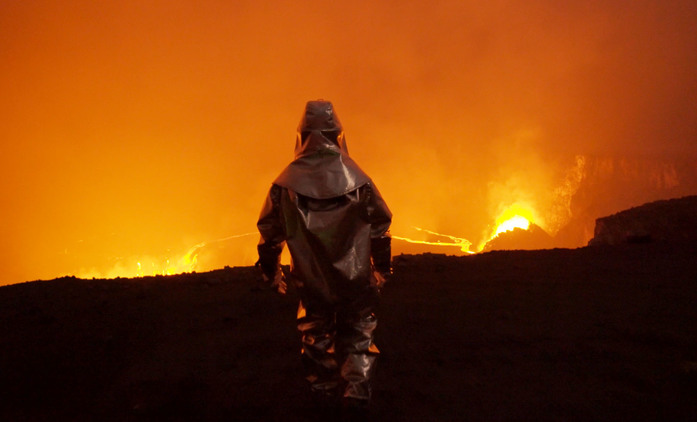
[296,301,339,396]
[336,310,379,401]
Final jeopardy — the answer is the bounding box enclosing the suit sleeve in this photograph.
[256,184,286,280]
[366,182,392,275]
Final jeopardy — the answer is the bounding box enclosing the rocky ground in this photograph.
[1,240,696,421]
[591,195,697,246]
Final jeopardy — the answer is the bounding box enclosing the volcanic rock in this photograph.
[2,244,697,420]
[482,223,555,251]
[4,197,697,420]
[589,195,697,245]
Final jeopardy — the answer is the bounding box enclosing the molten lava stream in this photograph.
[394,205,537,254]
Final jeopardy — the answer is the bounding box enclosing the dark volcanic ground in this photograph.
[1,243,696,421]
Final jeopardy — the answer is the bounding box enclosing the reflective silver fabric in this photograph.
[257,100,391,403]
[297,302,379,401]
[274,100,371,199]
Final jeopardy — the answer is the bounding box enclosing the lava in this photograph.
[394,204,540,255]
[392,227,475,254]
[79,233,256,279]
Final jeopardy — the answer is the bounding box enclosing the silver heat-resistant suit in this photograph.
[256,100,392,404]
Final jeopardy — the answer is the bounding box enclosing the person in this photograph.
[256,100,392,414]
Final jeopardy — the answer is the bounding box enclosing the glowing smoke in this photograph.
[1,1,696,284]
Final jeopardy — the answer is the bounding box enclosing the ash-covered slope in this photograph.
[590,195,697,245]
[2,243,697,421]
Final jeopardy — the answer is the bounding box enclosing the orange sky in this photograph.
[2,1,696,284]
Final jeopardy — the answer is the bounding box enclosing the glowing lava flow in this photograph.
[76,232,257,279]
[136,232,257,277]
[477,204,536,251]
[493,215,530,236]
[394,204,537,254]
[392,227,475,254]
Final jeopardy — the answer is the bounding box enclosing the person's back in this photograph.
[256,100,391,414]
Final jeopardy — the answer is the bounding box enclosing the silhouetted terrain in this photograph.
[591,195,697,245]
[2,239,696,421]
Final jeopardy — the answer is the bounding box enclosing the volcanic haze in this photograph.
[1,0,696,284]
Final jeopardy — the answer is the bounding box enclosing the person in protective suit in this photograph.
[256,100,392,412]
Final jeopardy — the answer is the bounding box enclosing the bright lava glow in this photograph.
[393,227,475,254]
[476,203,538,250]
[394,204,538,254]
[78,233,256,279]
[493,215,530,237]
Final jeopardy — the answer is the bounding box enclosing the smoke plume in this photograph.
[1,1,696,284]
